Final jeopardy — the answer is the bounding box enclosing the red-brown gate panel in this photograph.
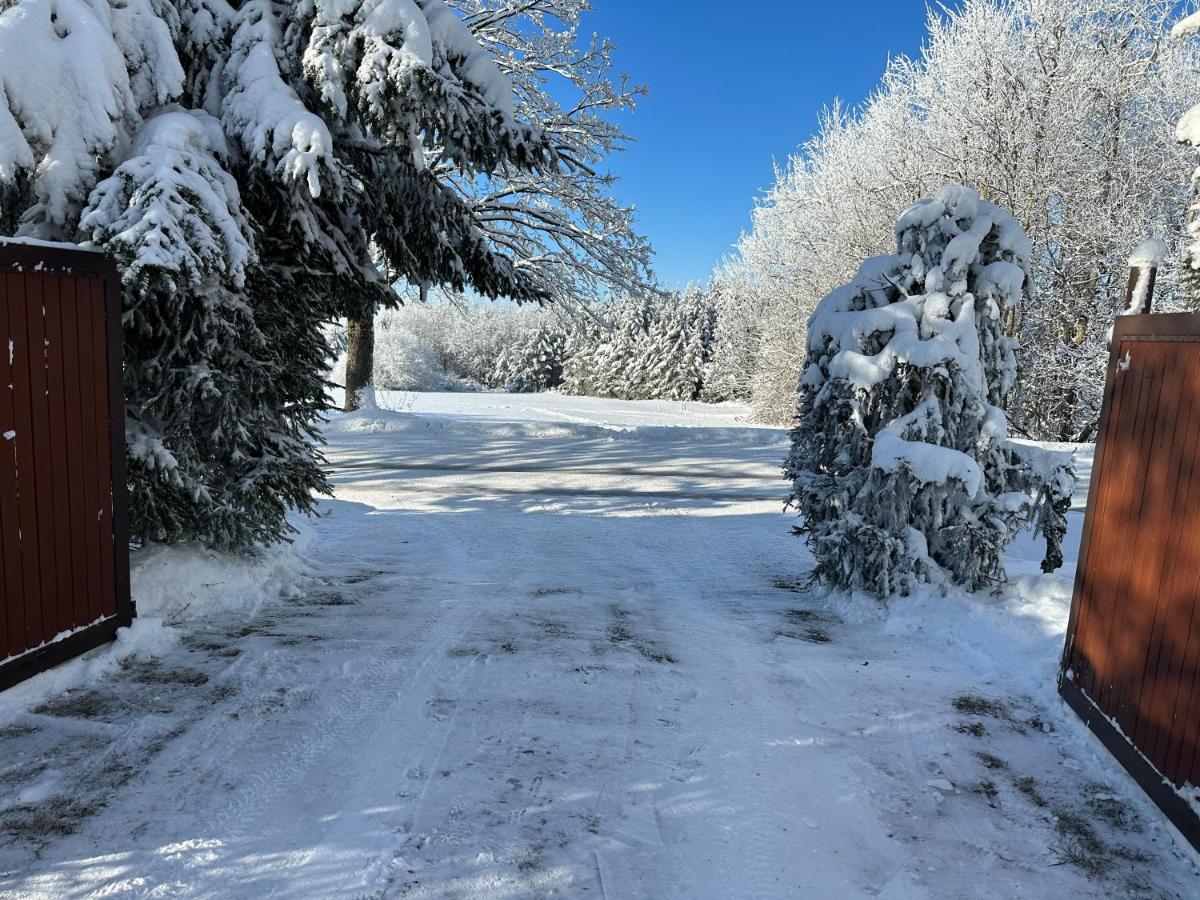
[1061,312,1200,851]
[0,241,131,690]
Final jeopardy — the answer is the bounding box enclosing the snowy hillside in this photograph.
[0,394,1196,897]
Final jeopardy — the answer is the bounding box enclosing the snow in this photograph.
[0,0,137,229]
[0,618,178,725]
[872,430,983,498]
[0,520,313,723]
[0,236,97,253]
[1125,269,1154,315]
[1176,102,1200,147]
[1123,240,1168,315]
[223,8,334,198]
[130,519,316,623]
[81,108,254,287]
[1171,10,1200,40]
[1128,238,1168,268]
[421,0,516,118]
[0,394,1196,896]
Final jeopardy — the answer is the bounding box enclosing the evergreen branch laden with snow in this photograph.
[0,0,556,550]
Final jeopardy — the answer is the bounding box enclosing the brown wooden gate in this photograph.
[0,240,131,690]
[1061,312,1200,850]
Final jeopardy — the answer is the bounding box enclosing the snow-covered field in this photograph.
[0,392,1196,897]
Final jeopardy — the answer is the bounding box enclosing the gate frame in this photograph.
[0,240,132,691]
[1059,311,1200,852]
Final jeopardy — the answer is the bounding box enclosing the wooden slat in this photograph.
[87,277,116,617]
[72,276,104,626]
[40,276,75,638]
[1154,441,1200,781]
[0,274,23,659]
[1113,344,1184,736]
[1099,344,1168,712]
[1081,343,1161,703]
[6,273,42,654]
[1110,344,1167,708]
[1068,338,1137,691]
[1165,352,1200,784]
[23,274,62,642]
[1135,345,1200,772]
[57,277,91,633]
[1104,340,1171,715]
[1167,573,1200,786]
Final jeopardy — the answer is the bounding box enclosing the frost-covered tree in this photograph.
[713,0,1199,436]
[433,0,657,310]
[494,324,568,392]
[785,186,1072,598]
[701,267,760,403]
[632,286,713,401]
[0,0,553,549]
[559,319,606,396]
[558,291,717,401]
[353,299,566,390]
[560,296,650,398]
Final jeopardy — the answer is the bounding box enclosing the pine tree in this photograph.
[561,320,605,395]
[785,185,1072,598]
[0,0,554,550]
[664,286,716,401]
[558,291,717,402]
[700,274,757,403]
[495,325,567,393]
[600,297,654,397]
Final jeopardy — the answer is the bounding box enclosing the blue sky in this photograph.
[583,1,939,289]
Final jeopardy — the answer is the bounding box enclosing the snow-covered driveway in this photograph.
[0,394,1196,897]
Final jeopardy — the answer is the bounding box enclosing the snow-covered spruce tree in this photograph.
[80,110,289,546]
[558,291,718,401]
[632,287,713,401]
[701,271,757,403]
[785,186,1072,598]
[494,324,567,393]
[562,296,648,398]
[561,319,605,395]
[0,0,553,549]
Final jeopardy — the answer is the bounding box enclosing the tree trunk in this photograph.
[343,311,375,412]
